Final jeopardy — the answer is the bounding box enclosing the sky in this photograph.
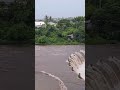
[35,0,85,19]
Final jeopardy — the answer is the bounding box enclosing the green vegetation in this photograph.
[0,0,34,44]
[86,0,120,44]
[35,16,85,45]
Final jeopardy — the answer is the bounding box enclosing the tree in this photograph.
[49,16,52,22]
[90,1,120,41]
[44,15,49,24]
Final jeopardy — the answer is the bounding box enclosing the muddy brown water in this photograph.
[1,45,119,90]
[0,45,34,90]
[35,45,85,90]
[86,44,120,65]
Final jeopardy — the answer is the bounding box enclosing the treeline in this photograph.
[86,0,120,44]
[0,0,34,44]
[35,16,85,45]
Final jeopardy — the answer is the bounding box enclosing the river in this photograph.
[0,45,119,90]
[0,45,34,90]
[35,45,85,90]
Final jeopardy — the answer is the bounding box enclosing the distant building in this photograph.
[35,21,46,28]
[48,22,57,26]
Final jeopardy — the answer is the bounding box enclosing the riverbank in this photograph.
[35,43,85,45]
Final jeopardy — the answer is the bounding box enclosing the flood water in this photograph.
[1,45,119,90]
[0,45,34,90]
[35,45,85,90]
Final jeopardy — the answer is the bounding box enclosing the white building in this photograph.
[48,22,57,26]
[35,21,46,28]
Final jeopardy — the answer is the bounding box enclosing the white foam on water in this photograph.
[40,71,67,90]
[67,50,85,80]
[78,62,85,80]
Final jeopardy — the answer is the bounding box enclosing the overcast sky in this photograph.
[35,0,85,19]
